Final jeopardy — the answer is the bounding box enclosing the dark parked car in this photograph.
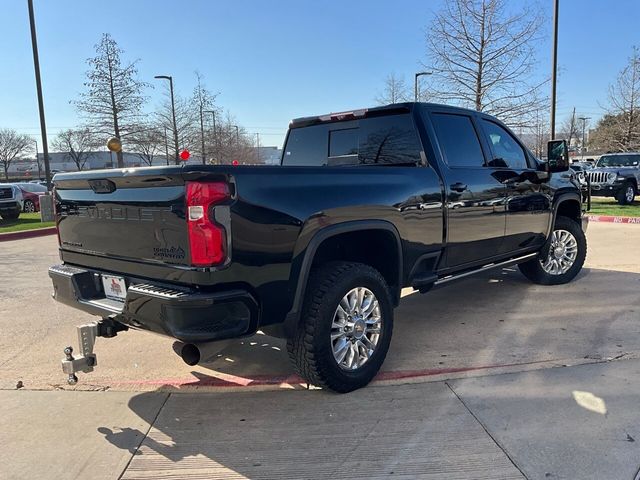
[586,153,639,204]
[50,103,587,392]
[15,182,48,212]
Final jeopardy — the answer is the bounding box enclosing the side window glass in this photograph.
[481,120,528,169]
[431,113,485,167]
[358,115,422,165]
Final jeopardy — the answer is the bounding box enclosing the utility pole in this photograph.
[255,133,260,163]
[550,0,559,139]
[33,139,40,179]
[27,0,51,190]
[204,110,216,164]
[199,105,206,165]
[414,71,432,102]
[155,75,179,164]
[163,126,170,165]
[578,116,591,155]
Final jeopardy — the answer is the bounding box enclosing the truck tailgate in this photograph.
[54,169,190,266]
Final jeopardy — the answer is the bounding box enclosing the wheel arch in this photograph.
[283,220,403,336]
[553,193,582,227]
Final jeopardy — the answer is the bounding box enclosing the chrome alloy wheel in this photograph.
[625,185,635,203]
[540,229,579,275]
[331,287,382,371]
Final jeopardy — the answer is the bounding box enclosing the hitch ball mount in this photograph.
[61,319,127,385]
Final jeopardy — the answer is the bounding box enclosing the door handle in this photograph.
[450,182,468,193]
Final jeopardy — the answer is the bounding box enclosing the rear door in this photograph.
[478,118,551,254]
[427,109,507,268]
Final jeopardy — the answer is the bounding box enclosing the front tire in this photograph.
[1,210,20,221]
[518,216,587,285]
[23,200,36,213]
[616,182,636,205]
[287,261,394,393]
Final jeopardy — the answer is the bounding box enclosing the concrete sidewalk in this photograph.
[2,359,640,479]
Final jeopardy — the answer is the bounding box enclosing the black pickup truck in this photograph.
[50,103,587,392]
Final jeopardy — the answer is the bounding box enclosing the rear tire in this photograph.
[287,261,394,393]
[518,216,586,285]
[616,182,636,205]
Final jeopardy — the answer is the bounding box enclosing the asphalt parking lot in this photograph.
[1,222,639,479]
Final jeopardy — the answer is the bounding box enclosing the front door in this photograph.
[478,118,552,254]
[428,111,507,268]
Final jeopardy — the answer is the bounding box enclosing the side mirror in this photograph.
[546,139,570,173]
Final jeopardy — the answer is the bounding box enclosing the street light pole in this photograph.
[199,105,206,165]
[578,116,591,155]
[414,72,432,102]
[233,125,239,144]
[154,75,179,164]
[550,0,560,139]
[27,0,51,189]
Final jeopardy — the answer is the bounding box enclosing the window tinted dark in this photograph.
[481,120,528,169]
[283,114,421,166]
[282,124,329,166]
[431,113,485,167]
[358,115,422,165]
[329,128,358,157]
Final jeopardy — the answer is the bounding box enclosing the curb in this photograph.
[587,215,640,224]
[0,226,57,242]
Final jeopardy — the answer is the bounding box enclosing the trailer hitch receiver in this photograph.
[61,319,127,385]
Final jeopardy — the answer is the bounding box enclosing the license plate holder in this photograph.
[101,275,127,301]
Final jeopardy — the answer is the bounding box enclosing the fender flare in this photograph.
[551,192,582,231]
[283,220,403,336]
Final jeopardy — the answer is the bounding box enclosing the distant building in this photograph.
[256,146,282,165]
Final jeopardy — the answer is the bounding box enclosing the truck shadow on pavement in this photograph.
[98,266,640,478]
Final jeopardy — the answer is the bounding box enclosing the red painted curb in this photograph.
[0,226,57,242]
[112,359,560,389]
[587,215,640,224]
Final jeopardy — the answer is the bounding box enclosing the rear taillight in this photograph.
[186,181,230,267]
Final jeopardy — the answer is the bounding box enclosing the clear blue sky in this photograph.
[1,0,638,149]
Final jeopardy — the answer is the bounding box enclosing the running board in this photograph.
[433,253,538,287]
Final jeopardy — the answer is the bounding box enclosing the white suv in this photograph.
[0,184,24,220]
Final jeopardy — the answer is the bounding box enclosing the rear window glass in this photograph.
[329,128,358,157]
[283,114,421,167]
[431,113,485,168]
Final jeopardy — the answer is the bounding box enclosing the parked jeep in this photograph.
[586,153,640,204]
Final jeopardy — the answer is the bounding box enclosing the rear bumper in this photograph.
[49,264,259,343]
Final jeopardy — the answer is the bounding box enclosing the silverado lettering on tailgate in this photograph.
[59,205,175,222]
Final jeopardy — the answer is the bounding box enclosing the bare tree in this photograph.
[128,125,164,166]
[424,0,546,127]
[51,128,97,171]
[595,47,640,152]
[375,73,410,105]
[191,72,218,164]
[0,129,32,180]
[74,33,149,168]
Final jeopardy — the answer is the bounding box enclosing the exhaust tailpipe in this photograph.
[173,340,232,366]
